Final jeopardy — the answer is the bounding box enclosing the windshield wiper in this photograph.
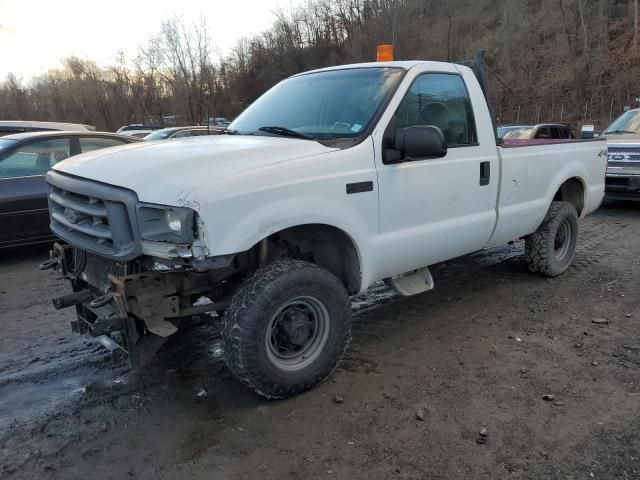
[220,128,239,135]
[258,126,315,141]
[604,129,636,135]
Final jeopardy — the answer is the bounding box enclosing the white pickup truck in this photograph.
[43,53,607,398]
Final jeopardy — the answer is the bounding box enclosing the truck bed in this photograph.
[486,138,607,248]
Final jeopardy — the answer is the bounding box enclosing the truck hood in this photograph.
[53,135,337,203]
[602,133,640,143]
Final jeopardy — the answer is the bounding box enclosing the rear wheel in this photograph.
[222,259,352,399]
[525,201,579,277]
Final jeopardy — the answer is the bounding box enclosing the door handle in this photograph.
[479,161,490,186]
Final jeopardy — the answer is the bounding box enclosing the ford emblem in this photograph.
[609,153,630,161]
[64,208,78,224]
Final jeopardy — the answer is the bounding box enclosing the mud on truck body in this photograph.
[42,53,607,399]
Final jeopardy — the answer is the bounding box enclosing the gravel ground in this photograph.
[0,201,639,480]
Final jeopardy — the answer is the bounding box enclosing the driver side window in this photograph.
[394,73,478,146]
[0,138,71,179]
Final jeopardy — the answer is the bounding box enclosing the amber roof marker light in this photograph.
[376,44,394,62]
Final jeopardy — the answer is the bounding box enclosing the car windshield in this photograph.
[229,67,404,144]
[497,126,525,139]
[145,130,176,141]
[0,139,17,151]
[604,110,640,134]
[503,127,535,140]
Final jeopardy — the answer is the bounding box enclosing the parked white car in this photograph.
[118,129,153,139]
[0,120,95,136]
[44,53,606,399]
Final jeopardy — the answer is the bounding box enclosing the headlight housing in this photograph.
[165,210,183,234]
[136,204,196,243]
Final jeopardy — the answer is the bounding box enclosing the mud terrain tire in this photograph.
[525,201,579,277]
[222,259,352,399]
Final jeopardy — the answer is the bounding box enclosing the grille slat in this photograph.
[51,211,113,239]
[608,161,640,168]
[49,192,108,217]
[49,184,117,254]
[608,145,640,154]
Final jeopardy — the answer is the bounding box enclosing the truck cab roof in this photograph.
[298,60,468,76]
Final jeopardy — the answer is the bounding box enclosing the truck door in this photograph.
[371,69,498,278]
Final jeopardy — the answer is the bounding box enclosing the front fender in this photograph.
[211,194,371,255]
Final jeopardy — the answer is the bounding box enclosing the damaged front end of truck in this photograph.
[41,170,244,366]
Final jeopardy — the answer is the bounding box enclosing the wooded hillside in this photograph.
[1,0,638,131]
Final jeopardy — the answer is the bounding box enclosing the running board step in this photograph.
[386,267,434,297]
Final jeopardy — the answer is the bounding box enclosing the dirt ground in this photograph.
[1,201,639,480]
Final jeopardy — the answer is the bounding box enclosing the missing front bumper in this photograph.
[47,244,229,368]
[68,298,150,367]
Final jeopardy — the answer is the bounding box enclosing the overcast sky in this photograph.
[0,0,301,80]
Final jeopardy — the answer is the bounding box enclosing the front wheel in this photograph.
[222,259,352,399]
[525,201,579,277]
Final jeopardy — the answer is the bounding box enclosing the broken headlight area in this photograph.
[141,240,193,260]
[135,204,212,261]
[136,204,196,243]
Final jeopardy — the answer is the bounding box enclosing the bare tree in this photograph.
[1,0,638,131]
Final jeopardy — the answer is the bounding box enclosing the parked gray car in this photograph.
[0,131,140,248]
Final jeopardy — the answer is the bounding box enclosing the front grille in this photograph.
[49,186,115,253]
[608,161,640,168]
[607,144,640,170]
[608,145,640,154]
[47,171,141,261]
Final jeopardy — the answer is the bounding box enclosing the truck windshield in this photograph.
[229,67,404,144]
[604,110,640,134]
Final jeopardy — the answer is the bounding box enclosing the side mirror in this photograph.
[392,126,447,162]
[581,125,595,139]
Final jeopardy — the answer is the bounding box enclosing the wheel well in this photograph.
[553,177,585,216]
[261,224,362,294]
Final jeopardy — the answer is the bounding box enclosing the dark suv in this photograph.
[0,131,140,248]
